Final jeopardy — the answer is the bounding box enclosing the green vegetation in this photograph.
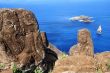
[0,62,44,73]
[12,63,22,73]
[96,69,103,73]
[0,63,5,69]
[11,63,44,73]
[12,63,17,73]
[34,67,43,73]
[12,65,44,73]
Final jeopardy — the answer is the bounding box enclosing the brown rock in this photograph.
[69,29,94,57]
[0,8,59,73]
[52,28,97,73]
[48,43,62,57]
[52,29,110,73]
[95,52,110,72]
[1,69,12,73]
[52,55,97,73]
[40,32,49,47]
[53,53,110,73]
[0,8,45,72]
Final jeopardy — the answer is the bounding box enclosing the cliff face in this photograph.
[0,8,45,71]
[0,8,58,73]
[0,8,110,73]
[0,8,45,63]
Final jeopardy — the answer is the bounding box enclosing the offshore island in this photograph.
[0,8,110,73]
[69,15,94,23]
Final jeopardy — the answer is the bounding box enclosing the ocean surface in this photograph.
[1,0,110,53]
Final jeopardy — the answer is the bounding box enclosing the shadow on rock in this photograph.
[41,48,58,73]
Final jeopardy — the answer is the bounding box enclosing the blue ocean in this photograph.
[1,0,110,53]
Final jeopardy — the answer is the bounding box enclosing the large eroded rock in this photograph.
[0,8,45,72]
[69,29,94,57]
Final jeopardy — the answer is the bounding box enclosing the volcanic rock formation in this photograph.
[69,29,94,57]
[52,29,110,73]
[0,8,58,73]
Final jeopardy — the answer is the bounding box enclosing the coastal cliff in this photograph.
[52,29,110,73]
[0,8,59,73]
[0,8,110,73]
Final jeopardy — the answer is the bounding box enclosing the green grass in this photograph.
[34,67,43,73]
[12,63,22,73]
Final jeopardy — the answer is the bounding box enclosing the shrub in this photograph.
[0,63,5,69]
[96,69,103,73]
[12,63,22,73]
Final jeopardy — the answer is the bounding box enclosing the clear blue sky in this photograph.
[0,0,107,5]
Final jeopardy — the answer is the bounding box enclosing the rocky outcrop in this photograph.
[1,8,109,73]
[48,43,62,57]
[52,29,96,73]
[0,8,45,72]
[40,32,49,47]
[52,29,110,73]
[52,55,97,73]
[0,8,58,73]
[69,29,94,57]
[95,52,110,72]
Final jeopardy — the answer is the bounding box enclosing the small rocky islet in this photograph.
[0,8,110,73]
[69,15,94,23]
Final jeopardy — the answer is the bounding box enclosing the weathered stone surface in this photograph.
[52,29,110,73]
[48,43,62,57]
[52,52,110,73]
[0,8,45,72]
[0,8,59,73]
[52,55,97,73]
[40,32,49,47]
[69,29,94,57]
[95,52,110,72]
